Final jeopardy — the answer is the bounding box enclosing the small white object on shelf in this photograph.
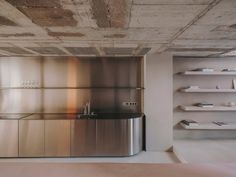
[179,105,236,111]
[226,102,235,107]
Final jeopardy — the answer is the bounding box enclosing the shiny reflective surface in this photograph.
[45,120,71,157]
[0,56,144,157]
[0,113,32,119]
[20,113,143,120]
[0,57,143,114]
[0,113,143,157]
[0,120,18,157]
[71,114,143,156]
[19,120,44,157]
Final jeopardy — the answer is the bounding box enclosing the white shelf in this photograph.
[179,105,236,111]
[180,122,236,130]
[180,88,236,93]
[179,71,236,75]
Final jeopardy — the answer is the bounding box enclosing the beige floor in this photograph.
[0,163,236,177]
[174,139,236,163]
[0,151,179,163]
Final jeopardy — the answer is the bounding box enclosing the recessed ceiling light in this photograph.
[221,50,236,56]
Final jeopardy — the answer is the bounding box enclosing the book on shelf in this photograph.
[194,103,214,108]
[191,68,214,72]
[213,121,228,126]
[183,86,200,89]
[181,120,199,126]
[222,69,236,72]
[233,79,236,90]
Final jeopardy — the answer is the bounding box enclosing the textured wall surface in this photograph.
[0,0,235,57]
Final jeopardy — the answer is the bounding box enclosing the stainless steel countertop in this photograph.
[0,114,33,120]
[19,113,144,120]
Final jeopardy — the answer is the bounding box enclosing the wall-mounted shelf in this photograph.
[180,88,236,93]
[179,71,236,75]
[180,122,236,130]
[179,105,236,112]
[0,87,144,90]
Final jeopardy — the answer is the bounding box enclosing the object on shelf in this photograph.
[181,120,198,126]
[213,121,228,126]
[191,68,214,72]
[183,86,200,89]
[216,85,220,89]
[222,68,236,72]
[225,102,235,107]
[233,79,236,89]
[194,102,214,108]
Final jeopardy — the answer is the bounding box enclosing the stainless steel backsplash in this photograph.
[0,57,143,113]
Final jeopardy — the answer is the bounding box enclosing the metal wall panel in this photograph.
[0,57,143,113]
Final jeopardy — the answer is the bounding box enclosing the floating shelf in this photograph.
[180,88,236,93]
[179,71,236,75]
[179,105,236,112]
[180,122,236,130]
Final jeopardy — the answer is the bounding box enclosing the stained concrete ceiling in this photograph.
[0,0,235,57]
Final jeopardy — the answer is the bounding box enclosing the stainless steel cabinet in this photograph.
[0,120,18,157]
[71,120,96,156]
[96,118,143,156]
[71,117,143,157]
[45,120,70,157]
[19,120,44,157]
[129,117,143,155]
[96,119,130,156]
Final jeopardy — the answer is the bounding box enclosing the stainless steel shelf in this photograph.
[0,87,145,90]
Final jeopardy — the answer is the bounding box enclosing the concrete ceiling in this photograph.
[0,0,235,57]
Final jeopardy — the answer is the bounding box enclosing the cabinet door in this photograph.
[45,120,70,157]
[19,120,44,157]
[0,120,18,157]
[71,120,96,156]
[96,119,129,156]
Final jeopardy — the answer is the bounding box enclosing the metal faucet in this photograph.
[83,101,91,115]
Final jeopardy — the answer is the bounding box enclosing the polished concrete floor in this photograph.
[174,139,236,163]
[0,151,179,163]
[0,163,235,177]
